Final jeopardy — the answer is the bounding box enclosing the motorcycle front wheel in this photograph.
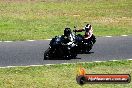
[44,47,54,60]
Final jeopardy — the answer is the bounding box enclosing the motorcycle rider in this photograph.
[63,27,75,46]
[74,24,96,44]
[74,24,93,39]
[62,27,76,58]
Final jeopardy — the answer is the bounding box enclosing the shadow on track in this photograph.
[43,52,94,60]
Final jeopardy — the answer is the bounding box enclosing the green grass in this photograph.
[0,0,132,41]
[0,60,132,88]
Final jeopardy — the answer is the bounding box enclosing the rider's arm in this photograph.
[75,29,85,32]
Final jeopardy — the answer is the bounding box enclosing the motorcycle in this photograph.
[73,27,96,54]
[44,34,77,60]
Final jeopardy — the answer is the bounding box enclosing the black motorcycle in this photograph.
[44,35,77,60]
[74,31,96,54]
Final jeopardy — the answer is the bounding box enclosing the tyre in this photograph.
[44,48,52,60]
[91,34,96,44]
[70,52,77,58]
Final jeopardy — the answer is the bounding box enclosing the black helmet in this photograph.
[85,24,91,32]
[64,28,71,37]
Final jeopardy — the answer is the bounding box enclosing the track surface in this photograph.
[0,36,132,67]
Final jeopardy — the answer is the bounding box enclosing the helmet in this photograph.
[64,28,71,37]
[85,24,91,32]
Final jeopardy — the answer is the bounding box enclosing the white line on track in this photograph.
[4,41,13,42]
[109,60,119,61]
[94,61,102,62]
[45,64,55,66]
[46,39,52,40]
[26,40,35,41]
[121,35,128,36]
[29,65,44,66]
[127,59,132,60]
[105,36,112,37]
[61,63,76,65]
[94,61,107,63]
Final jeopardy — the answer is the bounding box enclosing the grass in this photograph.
[0,0,132,41]
[0,60,132,88]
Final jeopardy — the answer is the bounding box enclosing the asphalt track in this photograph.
[0,36,132,67]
